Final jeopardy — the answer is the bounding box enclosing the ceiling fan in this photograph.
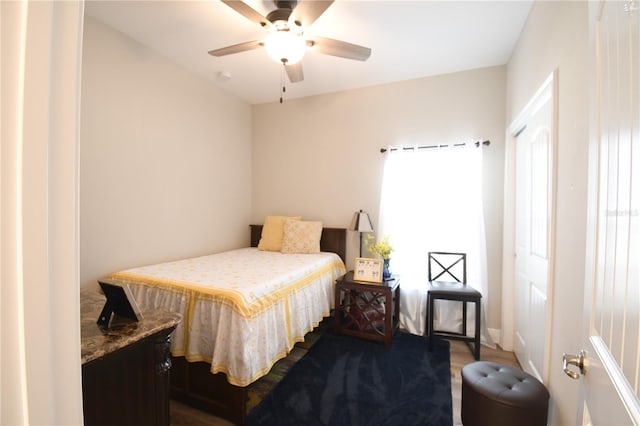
[208,0,372,84]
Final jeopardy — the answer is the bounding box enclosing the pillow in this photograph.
[281,219,323,254]
[257,216,301,251]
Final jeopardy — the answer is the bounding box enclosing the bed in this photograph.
[104,223,347,425]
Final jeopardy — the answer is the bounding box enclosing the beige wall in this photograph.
[80,18,253,288]
[252,66,507,331]
[506,1,589,425]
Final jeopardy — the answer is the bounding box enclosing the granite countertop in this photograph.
[81,287,182,365]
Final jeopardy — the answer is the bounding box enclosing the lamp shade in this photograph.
[349,210,374,233]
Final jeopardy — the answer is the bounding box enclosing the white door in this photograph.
[512,75,556,383]
[568,1,640,424]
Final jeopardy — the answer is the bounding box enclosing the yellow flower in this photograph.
[364,235,394,259]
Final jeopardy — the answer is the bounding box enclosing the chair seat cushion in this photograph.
[428,281,481,298]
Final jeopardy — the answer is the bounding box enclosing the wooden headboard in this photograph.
[250,225,347,264]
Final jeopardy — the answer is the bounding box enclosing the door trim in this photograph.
[502,71,558,378]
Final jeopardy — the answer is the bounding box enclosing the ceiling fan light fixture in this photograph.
[264,30,306,65]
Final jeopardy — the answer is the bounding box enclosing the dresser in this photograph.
[81,288,181,426]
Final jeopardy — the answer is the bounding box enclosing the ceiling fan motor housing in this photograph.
[267,1,296,26]
[274,0,297,10]
[267,9,291,26]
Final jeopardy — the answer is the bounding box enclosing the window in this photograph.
[377,144,493,345]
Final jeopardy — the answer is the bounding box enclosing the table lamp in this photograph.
[349,209,374,257]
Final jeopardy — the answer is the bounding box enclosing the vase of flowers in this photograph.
[365,235,394,280]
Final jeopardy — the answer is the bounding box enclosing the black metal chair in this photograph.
[426,252,482,360]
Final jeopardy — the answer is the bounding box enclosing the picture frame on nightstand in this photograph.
[97,280,143,328]
[353,257,383,283]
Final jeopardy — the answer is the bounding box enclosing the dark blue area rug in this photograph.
[247,332,452,426]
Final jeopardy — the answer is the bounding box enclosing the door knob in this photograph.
[562,350,586,379]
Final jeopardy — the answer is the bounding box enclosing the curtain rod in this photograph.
[380,139,490,154]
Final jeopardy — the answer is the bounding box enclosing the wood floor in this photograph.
[169,339,521,426]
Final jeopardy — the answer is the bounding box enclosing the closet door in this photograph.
[513,75,556,383]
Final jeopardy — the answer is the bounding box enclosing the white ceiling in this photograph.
[84,0,533,105]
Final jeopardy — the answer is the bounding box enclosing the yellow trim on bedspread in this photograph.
[108,261,342,318]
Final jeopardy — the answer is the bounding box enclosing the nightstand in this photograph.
[333,271,400,348]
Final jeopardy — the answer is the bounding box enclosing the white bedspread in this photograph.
[107,247,346,386]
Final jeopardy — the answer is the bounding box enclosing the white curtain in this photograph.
[377,144,494,347]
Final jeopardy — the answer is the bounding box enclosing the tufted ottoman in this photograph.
[461,361,550,426]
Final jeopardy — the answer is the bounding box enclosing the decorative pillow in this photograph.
[258,216,301,251]
[281,219,323,254]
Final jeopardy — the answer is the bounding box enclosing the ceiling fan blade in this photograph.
[221,0,271,28]
[290,0,334,28]
[308,36,371,61]
[285,62,304,83]
[208,40,263,57]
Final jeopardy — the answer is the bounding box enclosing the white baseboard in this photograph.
[488,328,502,348]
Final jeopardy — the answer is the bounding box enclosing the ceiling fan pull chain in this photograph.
[280,62,286,103]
